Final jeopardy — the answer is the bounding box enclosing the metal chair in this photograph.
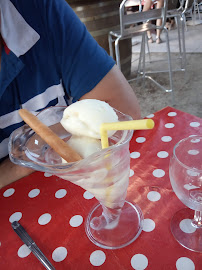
[125,0,152,61]
[166,0,194,71]
[108,0,174,96]
[184,0,201,24]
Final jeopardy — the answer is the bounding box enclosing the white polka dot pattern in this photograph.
[153,169,165,178]
[44,172,52,177]
[147,191,161,201]
[9,212,22,223]
[168,112,177,116]
[157,151,169,158]
[52,247,68,262]
[184,183,199,190]
[179,219,196,233]
[3,188,15,197]
[146,114,154,118]
[55,189,67,199]
[28,189,40,198]
[131,254,148,270]
[143,219,155,232]
[90,250,106,266]
[186,170,199,177]
[130,152,141,159]
[161,136,172,142]
[38,213,51,225]
[83,191,94,199]
[188,150,199,155]
[191,138,200,143]
[130,169,134,177]
[176,257,195,270]
[190,122,200,127]
[165,123,175,128]
[136,137,146,143]
[69,215,83,227]
[18,244,31,258]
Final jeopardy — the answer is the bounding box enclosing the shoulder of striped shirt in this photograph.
[0,0,40,57]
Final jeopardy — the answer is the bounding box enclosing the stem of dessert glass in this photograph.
[191,210,202,228]
[90,204,122,231]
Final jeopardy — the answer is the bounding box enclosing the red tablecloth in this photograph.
[0,107,202,270]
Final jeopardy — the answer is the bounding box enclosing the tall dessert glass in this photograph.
[9,106,144,249]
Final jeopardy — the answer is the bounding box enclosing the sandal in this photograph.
[147,36,153,43]
[156,37,162,44]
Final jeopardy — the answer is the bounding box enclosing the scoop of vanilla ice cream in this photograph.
[67,135,102,159]
[60,99,118,139]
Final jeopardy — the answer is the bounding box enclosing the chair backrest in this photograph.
[119,0,168,36]
[178,0,194,11]
[184,0,194,11]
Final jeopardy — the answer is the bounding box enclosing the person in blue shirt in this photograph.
[0,0,141,188]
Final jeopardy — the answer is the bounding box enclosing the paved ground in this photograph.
[128,23,202,118]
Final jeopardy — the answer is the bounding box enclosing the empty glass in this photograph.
[9,106,144,249]
[169,135,202,252]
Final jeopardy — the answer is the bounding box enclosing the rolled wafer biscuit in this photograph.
[19,109,82,163]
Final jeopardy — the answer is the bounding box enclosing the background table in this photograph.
[0,106,202,269]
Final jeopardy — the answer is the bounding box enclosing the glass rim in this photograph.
[34,105,134,168]
[9,105,134,171]
[173,135,202,173]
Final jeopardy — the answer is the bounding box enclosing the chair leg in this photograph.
[196,0,201,20]
[108,33,114,59]
[146,36,151,63]
[176,16,182,62]
[114,37,121,70]
[190,9,193,23]
[183,13,187,32]
[137,34,144,77]
[192,2,196,25]
[164,27,174,104]
[181,15,187,71]
[142,33,146,88]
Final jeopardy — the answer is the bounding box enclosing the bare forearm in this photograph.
[0,158,35,189]
[80,65,141,120]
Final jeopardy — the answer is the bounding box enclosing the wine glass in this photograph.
[9,106,144,249]
[169,135,202,252]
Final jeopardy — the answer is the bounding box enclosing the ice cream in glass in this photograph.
[9,99,154,249]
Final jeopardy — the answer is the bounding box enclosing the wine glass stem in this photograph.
[192,210,202,228]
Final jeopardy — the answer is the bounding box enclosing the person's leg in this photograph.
[143,0,153,11]
[143,0,153,42]
[156,0,164,43]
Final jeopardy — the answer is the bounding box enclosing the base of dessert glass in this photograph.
[85,201,144,250]
[171,208,202,253]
